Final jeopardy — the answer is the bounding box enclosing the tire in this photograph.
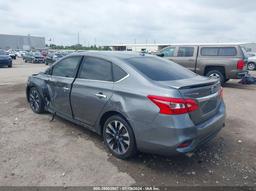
[103,115,137,159]
[206,70,225,85]
[28,87,45,114]
[8,63,12,68]
[247,62,256,71]
[25,60,27,63]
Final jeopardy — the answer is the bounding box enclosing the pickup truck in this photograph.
[157,43,248,85]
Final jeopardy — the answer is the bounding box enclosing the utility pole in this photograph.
[77,32,80,45]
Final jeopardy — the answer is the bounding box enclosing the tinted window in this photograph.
[52,56,82,77]
[201,47,237,56]
[219,47,237,56]
[126,57,196,81]
[79,57,113,81]
[113,64,128,82]
[177,47,194,57]
[160,47,175,57]
[201,47,219,56]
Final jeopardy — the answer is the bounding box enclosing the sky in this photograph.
[0,0,256,46]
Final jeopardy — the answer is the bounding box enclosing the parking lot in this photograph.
[0,58,255,186]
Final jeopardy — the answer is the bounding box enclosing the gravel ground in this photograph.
[0,58,255,187]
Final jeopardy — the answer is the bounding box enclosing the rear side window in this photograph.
[219,47,237,56]
[201,47,219,56]
[52,56,82,77]
[126,57,196,81]
[79,57,113,81]
[113,64,128,82]
[201,47,237,56]
[177,47,194,57]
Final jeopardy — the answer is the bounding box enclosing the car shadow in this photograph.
[223,81,256,90]
[40,113,251,185]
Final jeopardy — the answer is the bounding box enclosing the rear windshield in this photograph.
[126,57,196,81]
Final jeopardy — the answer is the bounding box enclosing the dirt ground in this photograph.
[0,58,255,187]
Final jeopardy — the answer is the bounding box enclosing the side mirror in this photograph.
[156,53,164,57]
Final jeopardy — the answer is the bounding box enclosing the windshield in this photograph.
[0,50,7,55]
[34,52,41,56]
[126,56,196,81]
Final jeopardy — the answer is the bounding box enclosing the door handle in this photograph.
[95,93,107,99]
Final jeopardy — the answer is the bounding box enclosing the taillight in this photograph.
[237,60,245,70]
[147,95,199,115]
[177,140,193,148]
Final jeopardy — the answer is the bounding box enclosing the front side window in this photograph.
[79,57,113,81]
[177,47,194,57]
[52,56,82,78]
[160,47,176,57]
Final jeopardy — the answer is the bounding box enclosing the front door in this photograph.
[71,57,114,126]
[171,46,197,72]
[47,56,82,118]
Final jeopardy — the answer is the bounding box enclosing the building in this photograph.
[110,43,170,52]
[0,34,45,50]
[109,42,256,53]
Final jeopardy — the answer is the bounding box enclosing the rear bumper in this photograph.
[228,70,248,79]
[131,102,226,156]
[236,71,248,79]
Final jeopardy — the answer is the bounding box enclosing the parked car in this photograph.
[33,52,45,63]
[16,50,27,58]
[0,50,12,68]
[24,52,44,63]
[245,52,256,57]
[23,52,34,62]
[247,56,256,70]
[157,43,248,85]
[45,53,65,65]
[7,50,17,59]
[26,52,225,159]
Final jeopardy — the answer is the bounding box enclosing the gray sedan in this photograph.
[26,51,225,159]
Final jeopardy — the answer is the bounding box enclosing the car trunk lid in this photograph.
[155,76,222,125]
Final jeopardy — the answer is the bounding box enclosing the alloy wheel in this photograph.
[209,73,221,79]
[105,120,130,155]
[29,89,40,112]
[248,63,255,71]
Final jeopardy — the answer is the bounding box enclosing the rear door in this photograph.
[47,56,82,118]
[171,46,197,72]
[71,57,114,126]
